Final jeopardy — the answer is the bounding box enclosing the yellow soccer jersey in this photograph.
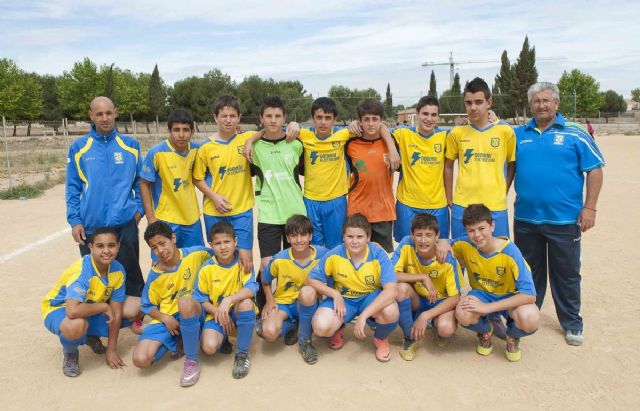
[192,256,259,321]
[141,140,201,225]
[309,244,396,299]
[262,246,328,304]
[393,127,447,209]
[445,121,515,210]
[451,238,536,296]
[141,246,213,323]
[299,128,351,201]
[391,236,463,299]
[193,132,256,216]
[42,255,126,319]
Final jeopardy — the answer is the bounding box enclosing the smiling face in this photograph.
[417,104,439,135]
[210,233,237,264]
[89,98,117,135]
[465,220,495,251]
[411,227,438,257]
[530,89,559,126]
[286,231,313,254]
[89,233,119,268]
[214,106,241,137]
[343,227,370,257]
[147,233,178,265]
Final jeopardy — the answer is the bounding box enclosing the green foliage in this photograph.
[148,64,167,120]
[169,69,236,121]
[0,58,23,119]
[328,85,381,122]
[631,88,640,104]
[58,58,103,118]
[103,64,115,100]
[512,36,538,117]
[493,50,516,118]
[428,70,437,98]
[440,73,464,114]
[557,69,603,116]
[39,75,63,121]
[20,73,43,120]
[0,173,65,200]
[277,80,312,122]
[599,90,627,113]
[114,69,150,122]
[384,83,393,118]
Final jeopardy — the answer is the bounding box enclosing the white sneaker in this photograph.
[565,330,583,346]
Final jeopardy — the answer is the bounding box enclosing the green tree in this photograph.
[103,63,115,100]
[493,50,516,118]
[599,90,627,114]
[115,69,150,124]
[557,69,603,117]
[440,73,464,116]
[237,75,279,123]
[0,58,24,120]
[276,80,312,122]
[169,69,236,121]
[328,85,380,122]
[512,36,538,119]
[148,64,167,127]
[384,83,393,118]
[428,70,437,97]
[631,88,640,108]
[58,57,103,118]
[39,75,63,121]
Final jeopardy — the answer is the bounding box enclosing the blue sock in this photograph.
[464,317,491,334]
[397,298,413,338]
[59,334,84,354]
[374,321,398,340]
[153,345,168,362]
[180,315,201,361]
[236,310,255,354]
[298,302,317,344]
[507,318,535,338]
[280,319,296,337]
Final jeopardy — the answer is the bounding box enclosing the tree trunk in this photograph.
[27,122,31,136]
[155,114,159,134]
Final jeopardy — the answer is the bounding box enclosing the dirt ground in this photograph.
[0,134,638,411]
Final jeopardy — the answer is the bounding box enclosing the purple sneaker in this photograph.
[180,359,200,387]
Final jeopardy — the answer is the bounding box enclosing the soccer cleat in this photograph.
[219,337,233,354]
[399,337,417,361]
[433,332,450,347]
[373,337,391,362]
[180,359,201,387]
[565,330,584,346]
[490,317,507,340]
[328,327,345,350]
[284,323,299,346]
[504,336,522,362]
[232,352,251,379]
[131,319,145,335]
[298,339,318,364]
[255,318,264,339]
[62,350,81,377]
[86,336,106,354]
[476,324,494,356]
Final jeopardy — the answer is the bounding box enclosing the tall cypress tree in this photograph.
[513,36,538,120]
[148,64,167,128]
[384,82,393,118]
[428,70,437,97]
[103,63,115,100]
[493,50,515,118]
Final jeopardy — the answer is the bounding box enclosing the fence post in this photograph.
[133,120,137,138]
[63,118,70,156]
[2,116,14,194]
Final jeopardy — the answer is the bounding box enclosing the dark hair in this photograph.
[415,96,440,113]
[464,77,491,99]
[213,95,241,117]
[462,204,493,227]
[144,221,174,243]
[209,221,236,239]
[285,214,313,236]
[357,99,385,120]
[90,227,119,244]
[311,97,338,118]
[261,96,286,116]
[167,108,194,130]
[343,213,371,237]
[411,213,440,234]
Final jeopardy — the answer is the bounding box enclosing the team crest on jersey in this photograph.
[554,134,565,145]
[490,138,500,148]
[428,270,439,279]
[496,267,506,276]
[183,268,192,280]
[236,146,245,155]
[113,151,124,164]
[434,144,442,153]
[332,141,341,148]
[284,153,294,165]
[365,275,375,285]
[105,286,114,298]
[167,283,175,290]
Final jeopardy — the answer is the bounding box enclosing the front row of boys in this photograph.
[44,204,539,382]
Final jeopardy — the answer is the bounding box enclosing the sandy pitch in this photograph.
[0,134,638,410]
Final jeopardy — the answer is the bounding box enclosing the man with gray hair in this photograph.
[514,82,604,346]
[66,97,145,304]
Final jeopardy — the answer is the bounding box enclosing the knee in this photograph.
[60,318,88,340]
[515,307,540,333]
[377,302,399,323]
[132,349,153,369]
[436,318,457,337]
[123,297,141,320]
[178,296,199,317]
[312,317,334,337]
[397,283,413,301]
[201,339,219,356]
[236,298,254,312]
[297,286,317,305]
[261,321,280,342]
[455,307,474,326]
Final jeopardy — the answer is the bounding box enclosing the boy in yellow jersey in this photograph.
[392,96,450,241]
[193,221,258,379]
[132,221,213,387]
[193,95,256,273]
[256,215,327,363]
[308,214,399,362]
[140,109,204,248]
[42,227,140,377]
[452,204,539,362]
[392,214,463,361]
[444,77,516,239]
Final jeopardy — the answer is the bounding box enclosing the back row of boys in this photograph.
[44,77,539,383]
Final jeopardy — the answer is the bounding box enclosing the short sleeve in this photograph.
[192,266,211,303]
[192,143,208,181]
[140,148,157,182]
[506,127,516,162]
[444,127,460,160]
[373,246,397,285]
[65,273,90,303]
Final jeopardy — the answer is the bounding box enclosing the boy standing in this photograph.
[42,227,140,377]
[132,222,213,387]
[345,99,396,252]
[140,108,204,248]
[307,214,399,362]
[444,78,515,239]
[452,204,539,362]
[193,221,258,379]
[392,214,463,361]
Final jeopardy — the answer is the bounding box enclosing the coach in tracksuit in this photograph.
[65,96,145,297]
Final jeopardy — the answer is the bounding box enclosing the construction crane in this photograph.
[422,52,565,88]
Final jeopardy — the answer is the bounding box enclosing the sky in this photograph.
[1,0,639,105]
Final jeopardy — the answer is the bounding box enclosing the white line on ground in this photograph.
[0,227,71,263]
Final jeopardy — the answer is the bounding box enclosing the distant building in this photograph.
[397,108,416,125]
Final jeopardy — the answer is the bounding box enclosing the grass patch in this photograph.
[0,173,65,200]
